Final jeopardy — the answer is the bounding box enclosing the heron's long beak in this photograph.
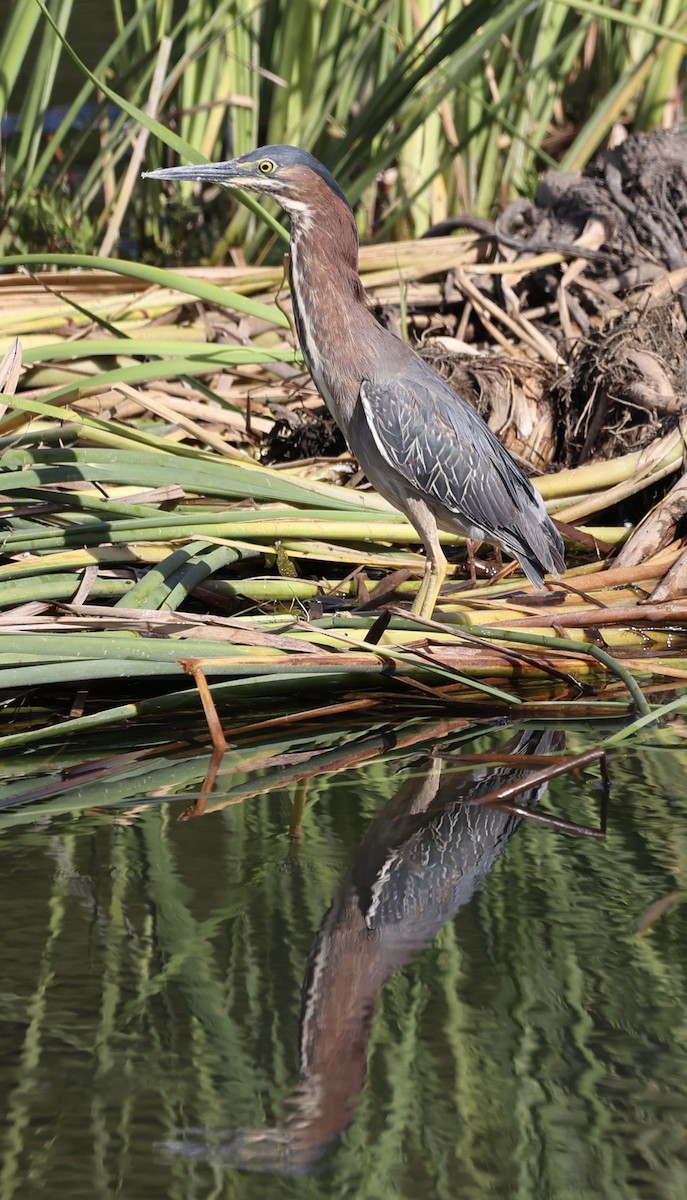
[142,160,243,186]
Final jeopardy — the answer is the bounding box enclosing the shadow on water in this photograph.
[1,711,687,1199]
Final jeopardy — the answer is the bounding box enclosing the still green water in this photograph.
[0,716,686,1199]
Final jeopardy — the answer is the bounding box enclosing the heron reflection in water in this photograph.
[165,728,563,1173]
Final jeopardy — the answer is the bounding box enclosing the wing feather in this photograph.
[360,370,564,576]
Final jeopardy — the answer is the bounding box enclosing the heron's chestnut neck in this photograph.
[286,180,380,421]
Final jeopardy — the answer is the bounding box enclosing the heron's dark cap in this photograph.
[237,145,349,205]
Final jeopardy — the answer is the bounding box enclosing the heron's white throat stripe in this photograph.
[289,230,338,416]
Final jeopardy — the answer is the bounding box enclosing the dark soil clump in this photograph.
[416,128,687,472]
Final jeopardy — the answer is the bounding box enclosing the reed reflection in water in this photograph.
[4,713,684,1200]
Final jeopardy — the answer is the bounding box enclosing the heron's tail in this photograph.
[509,514,565,588]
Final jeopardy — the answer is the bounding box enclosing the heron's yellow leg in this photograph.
[411,562,431,615]
[405,501,448,620]
[411,544,447,619]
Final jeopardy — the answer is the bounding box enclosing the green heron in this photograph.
[144,146,565,615]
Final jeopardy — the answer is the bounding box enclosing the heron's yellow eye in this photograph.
[258,159,275,174]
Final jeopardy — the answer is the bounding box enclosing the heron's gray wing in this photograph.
[359,374,538,538]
